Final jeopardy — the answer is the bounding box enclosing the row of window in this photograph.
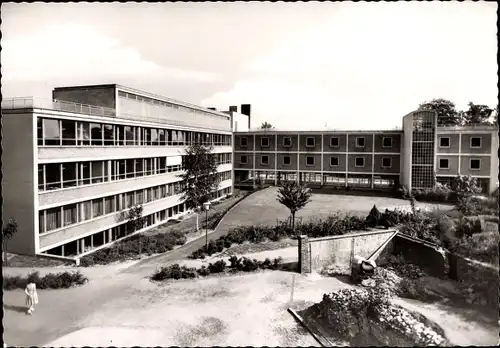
[240,135,393,148]
[39,172,232,234]
[37,118,232,147]
[117,90,225,119]
[438,158,483,170]
[38,154,232,192]
[240,155,393,168]
[439,136,482,149]
[43,187,233,257]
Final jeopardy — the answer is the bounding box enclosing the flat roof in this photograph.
[235,129,404,134]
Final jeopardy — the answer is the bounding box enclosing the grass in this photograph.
[4,254,73,268]
[218,238,298,256]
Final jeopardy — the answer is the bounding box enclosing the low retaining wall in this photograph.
[389,234,447,278]
[299,229,397,274]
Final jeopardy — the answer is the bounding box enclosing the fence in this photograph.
[298,229,398,274]
[2,97,116,117]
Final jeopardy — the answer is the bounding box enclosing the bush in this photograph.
[366,205,382,227]
[208,260,226,273]
[80,230,188,266]
[455,216,484,238]
[3,271,88,290]
[150,264,198,281]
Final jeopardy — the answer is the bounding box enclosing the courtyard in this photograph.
[2,187,493,347]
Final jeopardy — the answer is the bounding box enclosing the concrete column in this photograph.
[345,134,349,188]
[252,134,256,187]
[76,239,80,255]
[80,239,85,254]
[321,134,324,186]
[298,235,311,274]
[61,244,65,257]
[274,134,278,186]
[108,229,113,243]
[91,234,94,248]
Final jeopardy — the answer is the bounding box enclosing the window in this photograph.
[145,158,153,175]
[103,124,114,145]
[126,192,134,208]
[439,137,450,148]
[104,196,115,214]
[470,159,481,170]
[158,129,166,145]
[90,123,103,146]
[158,157,166,174]
[92,199,104,217]
[306,137,315,147]
[470,137,482,148]
[261,137,270,147]
[382,137,392,148]
[439,159,449,169]
[240,137,248,147]
[355,157,365,167]
[39,211,45,233]
[283,156,291,165]
[45,163,61,190]
[125,126,135,145]
[82,201,92,221]
[45,207,62,231]
[306,156,315,166]
[356,137,365,147]
[62,162,77,188]
[91,161,104,184]
[38,166,44,191]
[283,137,292,147]
[125,159,135,179]
[37,118,44,145]
[330,137,339,147]
[330,156,339,167]
[261,155,269,165]
[81,163,91,185]
[44,119,60,146]
[240,155,248,164]
[135,159,144,177]
[382,158,392,168]
[80,122,91,146]
[136,190,144,205]
[63,204,78,227]
[61,120,76,146]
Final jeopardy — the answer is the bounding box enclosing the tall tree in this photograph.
[463,102,493,125]
[2,218,18,264]
[127,205,146,232]
[260,122,274,129]
[178,142,219,221]
[276,181,312,232]
[418,98,461,126]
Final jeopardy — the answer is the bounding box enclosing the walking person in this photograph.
[25,281,39,315]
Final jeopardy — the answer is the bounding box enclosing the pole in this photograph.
[205,209,208,249]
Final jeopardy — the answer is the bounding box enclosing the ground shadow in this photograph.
[277,261,299,273]
[4,304,28,313]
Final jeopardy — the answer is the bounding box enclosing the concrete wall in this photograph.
[2,112,37,255]
[374,134,401,153]
[234,134,254,152]
[391,234,447,278]
[460,133,492,154]
[401,113,414,189]
[459,155,491,176]
[276,134,299,152]
[347,134,374,153]
[118,97,231,131]
[38,145,233,163]
[373,155,401,174]
[53,86,116,109]
[302,229,397,274]
[347,154,372,173]
[322,134,347,152]
[436,134,460,153]
[435,155,460,176]
[231,112,250,132]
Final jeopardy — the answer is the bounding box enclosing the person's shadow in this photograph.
[3,304,28,314]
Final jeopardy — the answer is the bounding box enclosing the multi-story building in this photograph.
[1,84,245,261]
[233,110,498,194]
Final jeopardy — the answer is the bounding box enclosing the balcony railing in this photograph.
[2,97,116,117]
[2,97,231,132]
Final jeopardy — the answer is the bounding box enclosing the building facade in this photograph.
[2,84,235,259]
[234,110,498,194]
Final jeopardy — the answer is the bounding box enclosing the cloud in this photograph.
[203,2,498,130]
[2,24,218,83]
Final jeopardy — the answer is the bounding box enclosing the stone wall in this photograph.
[300,230,397,274]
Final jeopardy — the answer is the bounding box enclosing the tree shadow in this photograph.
[4,304,28,313]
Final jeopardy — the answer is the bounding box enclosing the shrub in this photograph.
[366,205,382,227]
[197,265,210,276]
[80,230,188,266]
[437,215,456,247]
[397,185,411,199]
[150,264,199,281]
[3,271,88,290]
[208,260,226,273]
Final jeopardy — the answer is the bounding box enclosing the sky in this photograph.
[2,2,498,130]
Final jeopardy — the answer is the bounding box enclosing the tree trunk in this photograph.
[196,212,199,232]
[4,241,8,266]
[292,212,296,235]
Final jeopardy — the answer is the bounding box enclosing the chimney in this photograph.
[241,104,251,129]
[229,105,238,113]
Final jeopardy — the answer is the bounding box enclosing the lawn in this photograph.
[216,187,453,234]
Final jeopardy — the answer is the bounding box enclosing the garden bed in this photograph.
[150,256,283,281]
[299,288,448,347]
[3,270,88,290]
[4,254,74,268]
